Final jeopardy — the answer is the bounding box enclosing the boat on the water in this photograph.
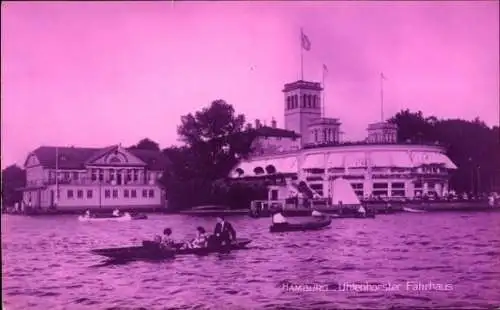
[328,211,376,218]
[91,238,252,260]
[403,207,427,213]
[269,216,332,233]
[180,205,249,216]
[78,212,148,222]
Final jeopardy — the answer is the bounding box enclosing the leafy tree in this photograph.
[1,165,26,208]
[128,138,160,151]
[161,100,257,209]
[389,110,500,194]
[176,100,255,180]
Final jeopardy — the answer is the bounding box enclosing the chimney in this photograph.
[271,118,277,128]
[255,119,261,128]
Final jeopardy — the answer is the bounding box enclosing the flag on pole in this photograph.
[301,29,311,51]
[323,64,328,74]
[381,72,387,80]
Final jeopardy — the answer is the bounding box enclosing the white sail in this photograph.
[329,177,360,205]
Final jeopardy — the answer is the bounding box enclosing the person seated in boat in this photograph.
[182,226,209,249]
[272,211,289,228]
[213,216,236,246]
[489,194,496,207]
[357,205,367,217]
[112,208,120,217]
[160,228,175,249]
[84,210,91,218]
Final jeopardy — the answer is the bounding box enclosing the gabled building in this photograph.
[21,145,168,211]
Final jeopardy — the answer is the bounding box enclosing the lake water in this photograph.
[2,211,500,309]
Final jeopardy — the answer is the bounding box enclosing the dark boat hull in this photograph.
[91,245,174,260]
[329,212,376,219]
[269,218,332,233]
[179,209,249,217]
[131,213,148,220]
[81,213,148,220]
[91,238,252,260]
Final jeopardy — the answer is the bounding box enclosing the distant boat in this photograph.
[78,212,133,222]
[179,205,248,216]
[403,207,426,213]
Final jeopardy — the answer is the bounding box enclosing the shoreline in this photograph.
[2,201,499,217]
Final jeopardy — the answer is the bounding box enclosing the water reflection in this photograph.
[2,212,500,309]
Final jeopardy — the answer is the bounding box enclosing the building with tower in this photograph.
[230,79,458,200]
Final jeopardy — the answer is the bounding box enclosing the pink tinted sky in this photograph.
[1,1,499,168]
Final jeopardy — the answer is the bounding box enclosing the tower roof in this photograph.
[282,80,323,92]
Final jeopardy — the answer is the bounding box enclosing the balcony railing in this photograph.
[303,140,444,149]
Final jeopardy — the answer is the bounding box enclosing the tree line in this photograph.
[388,109,500,194]
[2,102,499,209]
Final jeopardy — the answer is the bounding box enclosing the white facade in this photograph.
[230,80,458,199]
[22,145,166,211]
[232,143,457,199]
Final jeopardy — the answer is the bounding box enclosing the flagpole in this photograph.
[380,73,384,122]
[300,28,304,80]
[322,66,326,117]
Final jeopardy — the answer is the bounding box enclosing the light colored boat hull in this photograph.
[78,213,132,222]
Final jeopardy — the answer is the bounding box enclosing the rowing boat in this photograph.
[269,217,332,233]
[403,207,427,213]
[78,213,132,222]
[78,212,148,222]
[91,238,252,260]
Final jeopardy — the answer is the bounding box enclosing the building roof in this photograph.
[282,80,323,92]
[309,117,341,127]
[232,146,458,177]
[29,146,168,170]
[253,126,301,138]
[367,122,398,130]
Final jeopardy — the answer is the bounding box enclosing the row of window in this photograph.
[312,128,340,143]
[49,170,159,182]
[66,189,155,199]
[286,94,319,110]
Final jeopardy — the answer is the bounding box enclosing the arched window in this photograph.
[265,165,276,174]
[253,167,265,175]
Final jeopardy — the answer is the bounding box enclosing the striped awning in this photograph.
[302,153,326,169]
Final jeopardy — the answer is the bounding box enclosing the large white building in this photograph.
[230,80,458,200]
[21,145,167,211]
